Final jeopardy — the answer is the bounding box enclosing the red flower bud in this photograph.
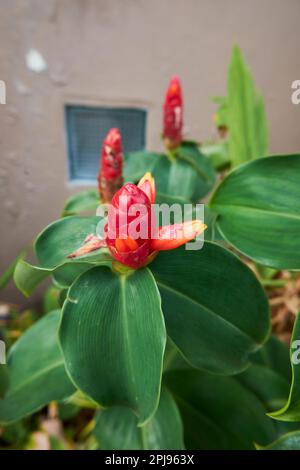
[98,128,124,203]
[163,76,183,150]
[105,183,154,269]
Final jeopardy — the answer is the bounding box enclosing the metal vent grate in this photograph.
[65,105,147,182]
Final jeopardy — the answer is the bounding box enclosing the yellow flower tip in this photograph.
[138,172,154,186]
[194,221,207,234]
[137,172,156,203]
[184,220,207,238]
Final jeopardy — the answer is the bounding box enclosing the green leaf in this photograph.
[236,336,291,412]
[124,146,216,202]
[125,152,189,202]
[254,94,268,159]
[94,387,184,450]
[227,46,268,167]
[237,364,289,413]
[14,216,111,295]
[201,142,230,171]
[166,338,298,444]
[0,310,75,424]
[165,369,276,450]
[0,249,27,290]
[35,216,104,269]
[175,142,216,200]
[212,96,228,129]
[256,430,300,450]
[270,312,300,421]
[124,151,165,182]
[150,243,270,375]
[14,259,53,297]
[59,266,166,425]
[52,262,109,289]
[251,335,291,382]
[66,389,98,409]
[43,285,61,313]
[166,336,291,413]
[210,154,300,270]
[14,258,110,297]
[62,189,99,216]
[203,205,219,242]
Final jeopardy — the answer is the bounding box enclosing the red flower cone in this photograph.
[105,182,155,268]
[163,76,183,150]
[97,128,123,203]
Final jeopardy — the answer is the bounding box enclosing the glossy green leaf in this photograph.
[125,151,191,202]
[176,142,216,199]
[14,259,50,297]
[271,312,300,421]
[227,46,268,167]
[14,258,110,297]
[35,216,105,269]
[165,337,298,444]
[150,243,270,375]
[256,430,300,450]
[43,285,61,313]
[52,262,108,289]
[237,364,289,413]
[163,339,185,373]
[251,335,291,382]
[210,155,300,270]
[124,144,216,202]
[235,336,290,412]
[165,369,276,450]
[62,189,99,216]
[14,216,111,295]
[0,310,75,424]
[59,266,166,425]
[203,206,220,242]
[166,335,291,413]
[124,151,165,182]
[94,387,184,450]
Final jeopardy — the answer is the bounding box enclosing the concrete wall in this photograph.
[1,0,300,305]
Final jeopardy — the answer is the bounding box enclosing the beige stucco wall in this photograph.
[1,0,300,305]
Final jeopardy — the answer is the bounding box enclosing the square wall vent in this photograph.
[65,105,147,182]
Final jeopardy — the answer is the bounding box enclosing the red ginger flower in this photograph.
[98,128,123,203]
[68,173,206,269]
[105,177,155,269]
[163,76,183,150]
[106,174,206,268]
